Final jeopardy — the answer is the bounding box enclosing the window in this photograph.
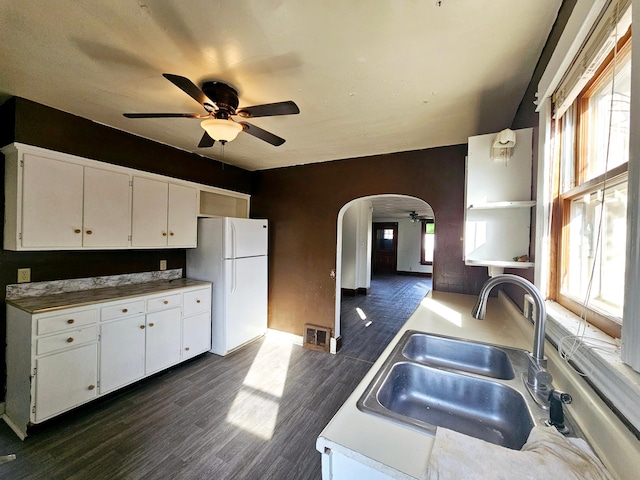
[553,31,631,338]
[420,220,434,265]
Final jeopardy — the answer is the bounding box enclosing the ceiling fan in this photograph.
[123,73,300,147]
[409,211,428,222]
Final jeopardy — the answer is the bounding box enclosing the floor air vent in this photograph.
[303,324,331,352]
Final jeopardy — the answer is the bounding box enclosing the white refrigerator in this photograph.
[186,217,268,356]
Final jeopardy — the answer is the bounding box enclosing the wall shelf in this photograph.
[468,200,536,210]
[464,128,535,272]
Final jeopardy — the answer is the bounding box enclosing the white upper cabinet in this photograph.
[2,143,220,251]
[131,176,170,247]
[21,153,84,248]
[131,177,197,248]
[83,167,131,248]
[168,183,198,247]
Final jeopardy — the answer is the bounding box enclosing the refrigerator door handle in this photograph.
[230,220,237,259]
[231,259,237,294]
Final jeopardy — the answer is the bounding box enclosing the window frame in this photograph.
[551,32,631,339]
[419,219,434,266]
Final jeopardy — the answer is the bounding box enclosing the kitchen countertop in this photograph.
[316,290,640,480]
[6,278,211,314]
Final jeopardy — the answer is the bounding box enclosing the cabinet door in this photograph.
[21,154,84,248]
[131,177,168,247]
[145,308,182,374]
[100,315,146,394]
[34,344,98,422]
[183,312,211,359]
[167,183,197,247]
[83,167,131,247]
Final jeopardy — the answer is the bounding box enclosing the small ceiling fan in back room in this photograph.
[123,73,300,147]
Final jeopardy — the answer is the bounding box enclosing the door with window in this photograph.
[372,223,398,274]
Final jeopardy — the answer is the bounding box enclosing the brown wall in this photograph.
[0,97,253,400]
[250,145,490,336]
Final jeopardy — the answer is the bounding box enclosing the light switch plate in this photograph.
[159,260,167,271]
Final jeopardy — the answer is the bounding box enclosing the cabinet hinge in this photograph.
[32,406,36,414]
[129,180,133,187]
[128,235,132,241]
[19,232,23,240]
[32,367,36,376]
[19,159,24,167]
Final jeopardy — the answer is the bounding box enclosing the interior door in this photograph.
[372,222,398,274]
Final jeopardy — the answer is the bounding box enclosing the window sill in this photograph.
[545,300,640,434]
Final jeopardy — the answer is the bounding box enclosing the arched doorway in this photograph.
[334,194,435,357]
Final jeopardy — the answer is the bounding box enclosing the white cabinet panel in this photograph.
[168,183,197,247]
[21,154,84,248]
[83,167,131,247]
[131,176,169,247]
[183,311,211,360]
[100,315,146,394]
[34,344,98,422]
[145,307,182,374]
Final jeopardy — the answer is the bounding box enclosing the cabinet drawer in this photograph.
[147,293,182,312]
[37,308,97,335]
[101,300,146,321]
[36,326,98,356]
[183,288,211,317]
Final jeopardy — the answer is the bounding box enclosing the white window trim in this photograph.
[535,0,640,432]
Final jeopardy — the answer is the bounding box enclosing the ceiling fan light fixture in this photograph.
[200,118,243,143]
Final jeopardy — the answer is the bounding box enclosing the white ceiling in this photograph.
[370,195,434,221]
[0,0,561,171]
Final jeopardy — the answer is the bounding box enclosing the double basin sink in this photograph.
[357,330,552,450]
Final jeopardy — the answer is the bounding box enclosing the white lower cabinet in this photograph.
[145,307,182,374]
[100,315,146,394]
[35,344,99,422]
[4,283,212,439]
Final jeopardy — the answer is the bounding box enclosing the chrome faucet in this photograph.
[472,274,552,405]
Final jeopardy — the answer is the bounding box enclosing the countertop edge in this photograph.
[6,279,212,314]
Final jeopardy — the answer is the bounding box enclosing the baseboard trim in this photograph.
[395,271,432,278]
[341,287,370,296]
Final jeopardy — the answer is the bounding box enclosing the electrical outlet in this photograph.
[159,260,167,271]
[17,268,31,283]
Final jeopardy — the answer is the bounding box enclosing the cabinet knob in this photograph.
[122,308,128,313]
[86,230,93,235]
[185,347,190,351]
[162,232,167,237]
[88,385,95,391]
[148,322,155,327]
[74,229,81,234]
[67,337,74,343]
[169,232,175,236]
[140,325,145,329]
[67,319,75,324]
[163,300,169,305]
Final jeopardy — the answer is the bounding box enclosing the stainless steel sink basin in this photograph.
[357,330,548,449]
[373,362,534,449]
[401,332,515,380]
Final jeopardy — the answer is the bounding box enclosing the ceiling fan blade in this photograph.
[236,101,299,118]
[239,122,286,146]
[123,113,200,118]
[197,132,215,148]
[162,73,211,107]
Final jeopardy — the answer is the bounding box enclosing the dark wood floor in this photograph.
[0,274,429,479]
[339,274,432,363]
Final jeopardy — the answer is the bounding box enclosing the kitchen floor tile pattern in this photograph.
[0,335,371,480]
[339,274,432,363]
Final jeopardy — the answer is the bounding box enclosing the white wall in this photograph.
[375,217,433,274]
[341,200,373,290]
